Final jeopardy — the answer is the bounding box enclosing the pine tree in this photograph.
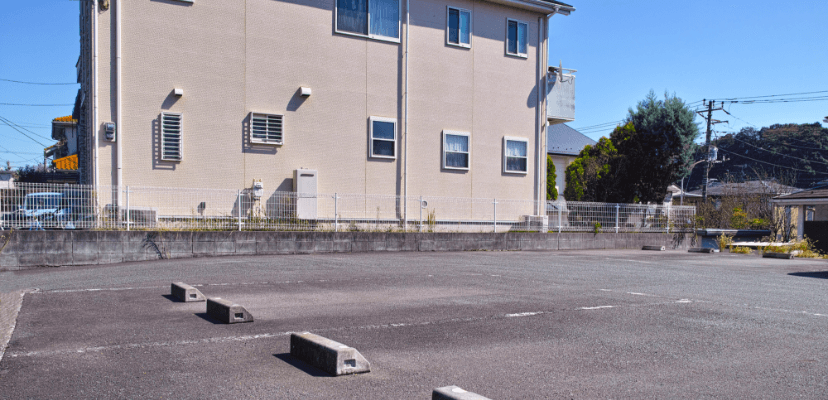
[547,155,558,200]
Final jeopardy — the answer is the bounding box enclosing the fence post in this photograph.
[334,193,339,232]
[237,190,242,232]
[666,205,671,233]
[615,204,620,234]
[419,196,423,232]
[557,202,562,233]
[493,199,498,233]
[125,186,131,231]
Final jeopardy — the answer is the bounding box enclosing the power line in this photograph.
[572,120,624,131]
[722,135,828,166]
[0,78,77,86]
[0,116,48,147]
[0,116,53,141]
[715,90,828,102]
[717,147,828,175]
[729,96,828,105]
[0,102,74,107]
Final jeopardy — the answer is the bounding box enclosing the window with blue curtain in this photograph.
[444,132,470,169]
[507,19,528,57]
[447,7,471,47]
[337,0,368,35]
[337,0,399,40]
[504,138,528,173]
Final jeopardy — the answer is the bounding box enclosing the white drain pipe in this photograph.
[115,0,123,208]
[93,0,99,190]
[403,0,410,229]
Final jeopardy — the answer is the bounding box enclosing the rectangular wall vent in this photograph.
[250,113,283,145]
[161,112,182,161]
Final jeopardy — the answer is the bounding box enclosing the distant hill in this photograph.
[684,123,828,190]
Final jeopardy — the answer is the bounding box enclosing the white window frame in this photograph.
[249,112,284,145]
[442,130,470,171]
[503,136,529,174]
[160,112,182,162]
[369,116,397,159]
[446,6,472,48]
[335,0,402,44]
[505,18,528,58]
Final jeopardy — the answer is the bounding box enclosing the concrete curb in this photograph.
[433,386,492,400]
[206,298,254,324]
[290,332,370,376]
[0,231,696,270]
[0,290,27,364]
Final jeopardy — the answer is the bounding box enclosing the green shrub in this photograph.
[730,246,752,254]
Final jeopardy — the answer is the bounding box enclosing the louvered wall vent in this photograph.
[250,113,284,145]
[161,112,182,161]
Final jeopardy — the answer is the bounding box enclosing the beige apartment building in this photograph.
[74,0,575,222]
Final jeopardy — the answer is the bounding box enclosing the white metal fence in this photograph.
[0,182,694,233]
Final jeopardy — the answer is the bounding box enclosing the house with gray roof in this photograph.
[547,123,595,198]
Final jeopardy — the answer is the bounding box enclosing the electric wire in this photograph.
[716,147,828,175]
[721,135,828,166]
[0,116,48,147]
[0,78,77,86]
[0,115,53,141]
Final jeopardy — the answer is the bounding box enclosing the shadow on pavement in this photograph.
[788,271,828,279]
[161,294,180,302]
[194,312,225,325]
[273,353,330,377]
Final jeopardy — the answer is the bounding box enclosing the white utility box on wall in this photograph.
[293,169,318,219]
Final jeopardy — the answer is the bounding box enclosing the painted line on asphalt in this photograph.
[7,332,294,358]
[506,311,543,317]
[607,258,653,264]
[35,279,371,294]
[577,305,615,310]
[599,288,828,317]
[46,285,166,294]
[7,310,564,359]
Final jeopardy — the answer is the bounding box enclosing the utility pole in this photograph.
[697,100,725,202]
[702,100,713,202]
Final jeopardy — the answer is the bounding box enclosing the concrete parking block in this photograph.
[170,282,205,302]
[433,385,492,400]
[688,247,716,253]
[289,332,370,376]
[206,297,254,324]
[763,252,794,259]
[642,245,666,251]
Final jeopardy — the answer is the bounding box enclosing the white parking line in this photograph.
[506,311,543,318]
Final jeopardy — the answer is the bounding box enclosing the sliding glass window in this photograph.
[336,0,400,42]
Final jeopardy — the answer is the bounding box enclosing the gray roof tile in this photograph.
[547,124,596,156]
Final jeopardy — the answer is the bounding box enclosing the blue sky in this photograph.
[1,0,827,168]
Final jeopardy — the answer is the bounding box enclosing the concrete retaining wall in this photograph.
[0,230,695,271]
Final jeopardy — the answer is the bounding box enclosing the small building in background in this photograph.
[0,170,14,189]
[45,116,79,170]
[546,124,595,198]
[684,180,799,204]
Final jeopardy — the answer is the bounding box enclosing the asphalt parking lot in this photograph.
[1,249,827,398]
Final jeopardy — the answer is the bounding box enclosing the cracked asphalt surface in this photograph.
[1,250,827,398]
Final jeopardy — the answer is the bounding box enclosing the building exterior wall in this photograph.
[82,0,553,217]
